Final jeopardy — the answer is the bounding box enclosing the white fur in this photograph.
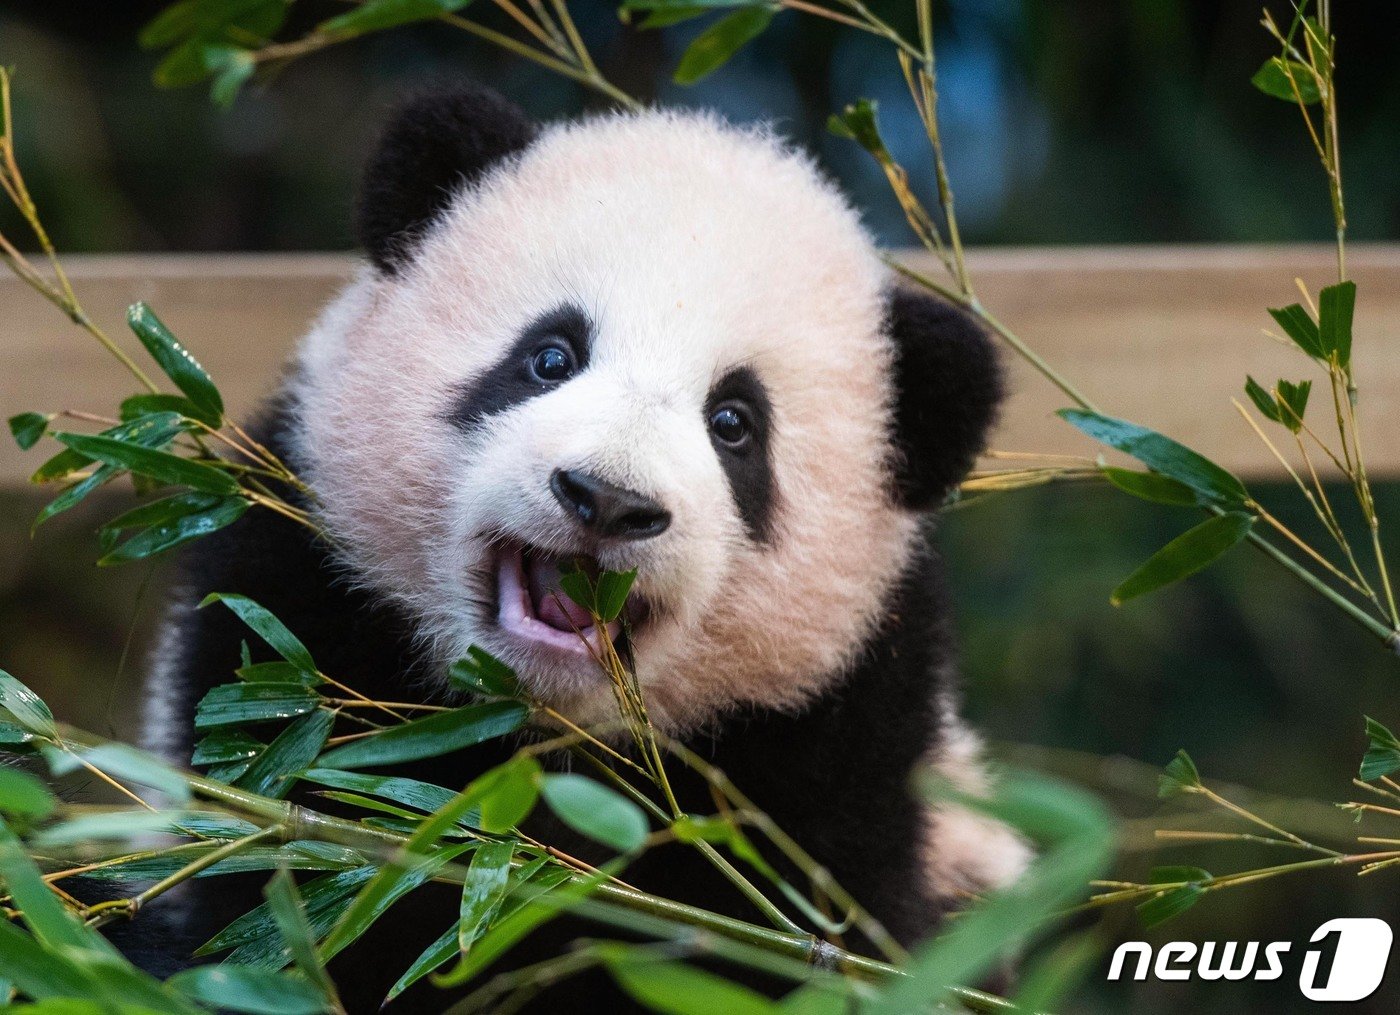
[291,110,913,730]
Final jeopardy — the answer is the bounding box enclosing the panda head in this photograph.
[294,85,1001,731]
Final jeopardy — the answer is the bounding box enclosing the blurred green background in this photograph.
[3,1,1400,1011]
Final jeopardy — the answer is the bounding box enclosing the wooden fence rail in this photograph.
[2,245,1398,485]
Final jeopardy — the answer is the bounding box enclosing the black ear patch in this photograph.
[887,288,1003,510]
[357,83,536,275]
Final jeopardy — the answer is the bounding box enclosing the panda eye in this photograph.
[708,403,752,448]
[529,344,576,383]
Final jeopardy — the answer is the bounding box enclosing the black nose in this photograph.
[550,469,671,541]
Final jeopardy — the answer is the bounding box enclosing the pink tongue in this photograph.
[525,555,597,632]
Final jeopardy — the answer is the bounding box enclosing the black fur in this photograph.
[448,304,593,433]
[357,83,536,274]
[121,398,967,1012]
[706,366,775,540]
[887,288,1003,509]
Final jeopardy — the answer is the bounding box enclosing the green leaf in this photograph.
[0,767,56,819]
[558,568,595,613]
[1361,716,1400,781]
[1110,512,1255,605]
[319,0,473,35]
[1251,56,1322,104]
[207,47,255,107]
[0,919,103,1000]
[31,467,121,532]
[1318,280,1357,368]
[447,647,521,698]
[264,869,339,1004]
[475,754,542,833]
[235,710,334,799]
[45,743,192,803]
[1158,749,1202,798]
[194,683,321,729]
[295,769,463,820]
[30,809,195,847]
[238,661,320,686]
[1059,410,1249,506]
[1276,379,1312,432]
[167,965,328,1015]
[32,412,188,484]
[120,393,203,421]
[384,922,459,1003]
[0,825,110,954]
[100,495,250,566]
[1101,467,1201,507]
[200,594,318,677]
[601,946,778,1014]
[673,6,776,85]
[458,840,515,952]
[192,729,265,766]
[540,774,648,852]
[1243,376,1282,424]
[54,432,238,495]
[0,671,58,739]
[126,303,224,425]
[9,413,49,451]
[633,6,716,29]
[315,700,528,769]
[199,867,376,959]
[317,843,473,963]
[1268,302,1324,359]
[1136,884,1204,928]
[827,98,892,162]
[594,569,638,623]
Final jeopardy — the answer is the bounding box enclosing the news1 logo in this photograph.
[1106,918,1393,1001]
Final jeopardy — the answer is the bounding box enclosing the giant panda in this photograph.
[127,83,1029,1010]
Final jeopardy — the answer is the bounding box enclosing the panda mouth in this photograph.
[495,544,622,655]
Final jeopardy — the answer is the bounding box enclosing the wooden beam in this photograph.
[2,246,1397,485]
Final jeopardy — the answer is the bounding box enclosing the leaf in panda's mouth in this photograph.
[495,544,622,655]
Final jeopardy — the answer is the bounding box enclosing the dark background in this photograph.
[2,2,1400,1011]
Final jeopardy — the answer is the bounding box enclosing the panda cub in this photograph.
[134,84,1028,1009]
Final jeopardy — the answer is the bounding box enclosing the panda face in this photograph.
[292,101,997,731]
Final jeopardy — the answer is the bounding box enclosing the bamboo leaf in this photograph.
[1110,512,1255,605]
[1136,884,1204,928]
[167,965,329,1015]
[199,867,377,959]
[295,769,464,820]
[1268,302,1324,359]
[1158,749,1202,798]
[200,594,318,677]
[264,869,339,1004]
[600,945,779,1014]
[0,670,58,739]
[314,701,528,769]
[192,729,265,766]
[1361,716,1400,781]
[1318,280,1356,368]
[32,411,188,485]
[54,433,238,495]
[235,710,334,799]
[120,393,203,421]
[1276,379,1312,432]
[1101,467,1201,507]
[44,743,192,803]
[458,840,515,952]
[0,824,111,954]
[100,495,251,565]
[0,768,57,820]
[447,647,521,698]
[1251,56,1322,104]
[594,569,638,623]
[8,413,49,450]
[1243,376,1282,424]
[475,754,542,833]
[0,919,104,1000]
[194,683,321,729]
[319,0,473,35]
[673,6,776,85]
[540,774,648,852]
[1058,410,1249,507]
[127,303,224,425]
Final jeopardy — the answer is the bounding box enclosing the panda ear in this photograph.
[887,287,1004,511]
[357,83,536,275]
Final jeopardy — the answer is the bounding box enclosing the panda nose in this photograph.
[550,469,671,541]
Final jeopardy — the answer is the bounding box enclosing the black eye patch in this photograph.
[448,305,592,433]
[706,366,775,542]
